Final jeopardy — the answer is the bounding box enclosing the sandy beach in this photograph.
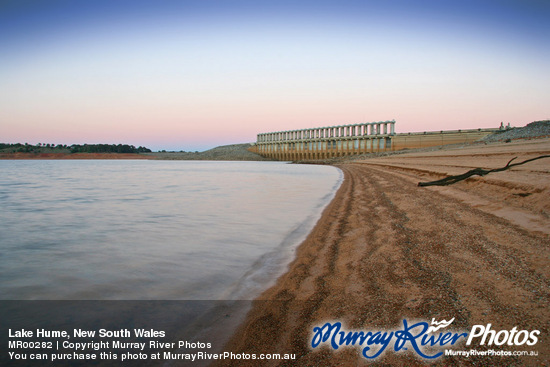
[217,138,549,366]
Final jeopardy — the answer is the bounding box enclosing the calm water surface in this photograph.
[0,160,341,300]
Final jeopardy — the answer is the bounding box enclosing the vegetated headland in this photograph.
[0,143,152,159]
[0,142,268,161]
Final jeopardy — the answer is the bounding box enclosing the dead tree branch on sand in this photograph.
[418,155,550,187]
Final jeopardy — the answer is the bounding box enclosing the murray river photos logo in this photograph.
[311,318,540,360]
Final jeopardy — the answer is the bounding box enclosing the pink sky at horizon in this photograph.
[1,1,548,151]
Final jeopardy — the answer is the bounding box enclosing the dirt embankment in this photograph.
[482,120,550,142]
[147,143,270,161]
[216,138,549,366]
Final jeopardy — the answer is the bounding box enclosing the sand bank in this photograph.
[217,139,549,366]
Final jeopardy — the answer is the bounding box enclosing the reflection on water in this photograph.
[0,160,341,300]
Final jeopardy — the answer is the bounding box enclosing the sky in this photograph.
[1,0,549,151]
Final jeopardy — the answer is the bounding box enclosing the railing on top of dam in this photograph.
[254,121,499,161]
[257,120,395,143]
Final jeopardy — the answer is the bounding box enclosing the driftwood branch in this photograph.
[418,155,550,187]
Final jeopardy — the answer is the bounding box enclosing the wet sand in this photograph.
[217,139,549,366]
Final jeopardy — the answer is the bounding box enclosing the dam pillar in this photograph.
[256,120,402,160]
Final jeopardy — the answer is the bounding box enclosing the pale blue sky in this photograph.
[1,0,548,151]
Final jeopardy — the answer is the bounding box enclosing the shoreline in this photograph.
[0,152,149,159]
[0,143,269,161]
[215,138,549,366]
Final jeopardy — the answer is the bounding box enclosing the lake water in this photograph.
[0,160,342,301]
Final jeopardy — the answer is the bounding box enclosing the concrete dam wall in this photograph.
[253,121,499,161]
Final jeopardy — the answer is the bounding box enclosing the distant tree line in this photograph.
[69,144,151,153]
[0,143,151,154]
